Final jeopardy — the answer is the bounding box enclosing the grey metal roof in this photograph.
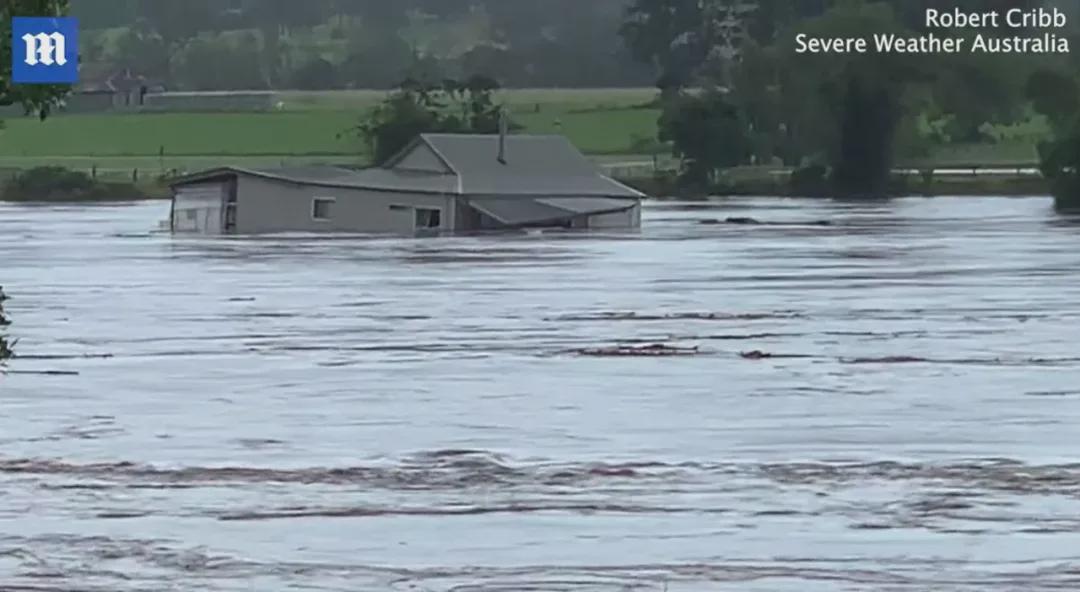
[170,134,646,199]
[420,134,643,198]
[424,134,597,176]
[171,165,457,195]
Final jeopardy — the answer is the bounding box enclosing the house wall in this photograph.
[586,204,641,229]
[235,175,456,235]
[172,181,227,233]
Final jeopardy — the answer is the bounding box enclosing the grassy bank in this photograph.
[620,169,1052,198]
[0,167,166,202]
[0,89,662,160]
[0,88,1049,200]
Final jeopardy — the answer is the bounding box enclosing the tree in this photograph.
[620,0,712,90]
[659,90,752,184]
[289,57,338,90]
[1,1,72,362]
[136,0,217,50]
[789,2,933,197]
[356,77,504,164]
[170,33,268,91]
[1,0,73,120]
[70,0,138,29]
[110,22,171,82]
[1028,68,1080,210]
[1039,122,1080,211]
[340,31,415,89]
[0,287,11,363]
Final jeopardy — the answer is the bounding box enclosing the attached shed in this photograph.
[169,134,645,235]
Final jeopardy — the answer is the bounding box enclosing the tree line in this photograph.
[620,0,1080,205]
[74,0,653,90]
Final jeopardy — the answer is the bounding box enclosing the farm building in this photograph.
[168,134,644,235]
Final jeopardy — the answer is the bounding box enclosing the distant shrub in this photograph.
[1,167,145,202]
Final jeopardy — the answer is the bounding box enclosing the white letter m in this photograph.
[22,32,67,67]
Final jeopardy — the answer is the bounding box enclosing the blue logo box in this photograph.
[11,17,79,84]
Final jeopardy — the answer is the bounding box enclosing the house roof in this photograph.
[170,165,458,195]
[171,134,646,199]
[400,134,645,198]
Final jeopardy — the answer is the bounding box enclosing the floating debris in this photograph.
[740,350,815,360]
[843,356,930,364]
[572,344,702,357]
[551,311,803,322]
[699,217,833,227]
[2,370,81,376]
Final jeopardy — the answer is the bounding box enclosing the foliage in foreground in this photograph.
[1,0,72,119]
[1026,69,1080,210]
[1,287,11,363]
[624,0,1065,198]
[1,167,146,202]
[1040,120,1080,211]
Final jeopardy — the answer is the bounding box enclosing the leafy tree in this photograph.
[620,0,712,90]
[356,77,504,164]
[1,0,73,361]
[289,57,338,90]
[1039,122,1080,211]
[791,2,931,197]
[0,287,11,363]
[69,0,138,29]
[1027,69,1080,130]
[1,0,73,120]
[341,32,415,89]
[170,33,268,91]
[659,90,752,184]
[1028,68,1080,210]
[136,0,217,50]
[110,23,171,81]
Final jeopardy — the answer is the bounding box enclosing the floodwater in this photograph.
[2,196,1080,591]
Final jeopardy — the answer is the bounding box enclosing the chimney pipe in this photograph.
[497,107,508,164]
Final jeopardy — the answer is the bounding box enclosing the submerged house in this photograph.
[169,134,644,235]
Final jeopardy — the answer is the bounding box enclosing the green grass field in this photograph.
[0,89,663,171]
[0,88,1042,179]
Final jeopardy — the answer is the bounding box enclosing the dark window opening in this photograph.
[312,198,335,221]
[416,208,442,229]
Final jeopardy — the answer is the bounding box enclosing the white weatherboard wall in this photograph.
[235,175,456,234]
[172,182,225,233]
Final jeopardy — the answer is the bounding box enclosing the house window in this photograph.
[415,208,442,229]
[312,197,335,221]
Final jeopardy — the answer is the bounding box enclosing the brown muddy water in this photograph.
[2,197,1080,591]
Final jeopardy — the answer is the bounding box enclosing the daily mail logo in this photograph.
[11,17,79,84]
